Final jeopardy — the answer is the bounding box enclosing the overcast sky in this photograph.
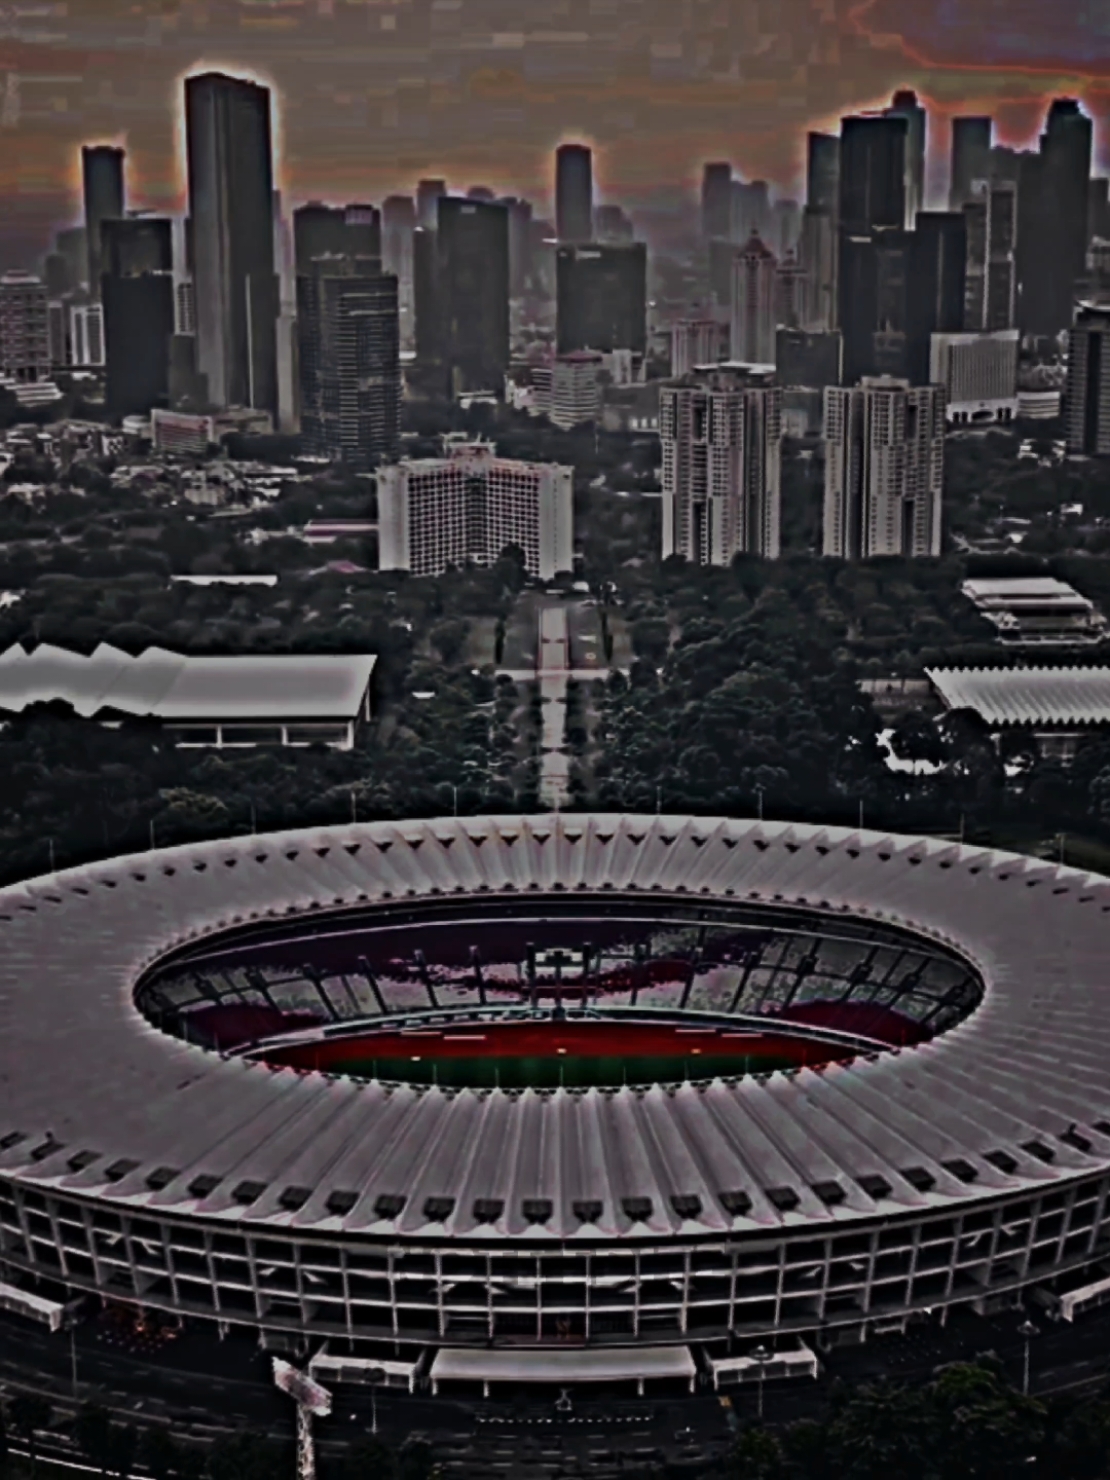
[0,0,1106,257]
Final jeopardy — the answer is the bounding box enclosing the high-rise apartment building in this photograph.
[1066,303,1110,457]
[949,117,992,210]
[185,71,278,413]
[0,271,50,382]
[884,90,927,227]
[730,233,777,365]
[378,440,573,580]
[701,162,733,241]
[822,376,945,558]
[555,144,593,243]
[297,256,400,469]
[101,216,175,416]
[556,242,647,356]
[81,145,125,297]
[659,364,783,565]
[962,180,1017,332]
[806,133,840,213]
[670,319,727,377]
[422,197,510,399]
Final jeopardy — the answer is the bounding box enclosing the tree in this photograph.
[9,1393,53,1475]
[109,1424,138,1480]
[340,1438,397,1480]
[396,1438,436,1480]
[74,1403,113,1476]
[727,1424,787,1478]
[138,1427,179,1480]
[428,618,469,666]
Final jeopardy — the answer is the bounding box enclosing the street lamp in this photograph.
[750,1343,771,1421]
[1018,1319,1038,1397]
[365,1366,385,1436]
[754,785,764,823]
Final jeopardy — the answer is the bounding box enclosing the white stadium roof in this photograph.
[2,813,1110,1242]
[0,643,377,722]
[927,666,1110,728]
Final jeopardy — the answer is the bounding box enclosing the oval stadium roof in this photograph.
[1,814,1108,1242]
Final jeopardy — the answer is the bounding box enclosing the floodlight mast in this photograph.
[272,1357,333,1480]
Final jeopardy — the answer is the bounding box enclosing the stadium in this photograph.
[3,812,1110,1400]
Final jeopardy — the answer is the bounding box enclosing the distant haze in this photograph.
[0,0,1105,265]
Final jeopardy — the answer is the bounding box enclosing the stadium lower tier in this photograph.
[252,1017,847,1088]
[4,1169,1110,1361]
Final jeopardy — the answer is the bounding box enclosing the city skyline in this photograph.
[0,0,1106,265]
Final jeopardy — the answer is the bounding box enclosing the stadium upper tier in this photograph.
[1,814,1108,1249]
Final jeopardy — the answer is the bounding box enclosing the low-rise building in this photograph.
[927,664,1110,762]
[0,643,376,750]
[378,437,573,580]
[929,330,1019,425]
[550,350,603,429]
[961,575,1107,646]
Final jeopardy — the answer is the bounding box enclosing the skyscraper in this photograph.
[81,145,125,296]
[670,319,728,377]
[806,133,840,213]
[555,242,647,355]
[499,196,534,297]
[382,195,416,350]
[731,180,771,245]
[593,204,634,244]
[1066,303,1110,457]
[839,114,908,236]
[701,162,733,241]
[822,377,945,558]
[185,72,278,413]
[949,117,992,210]
[0,271,50,384]
[294,203,380,276]
[799,206,837,332]
[885,90,927,227]
[907,212,967,384]
[1019,100,1094,337]
[416,180,447,232]
[436,196,510,398]
[297,256,400,469]
[101,216,175,416]
[556,144,593,243]
[729,232,777,364]
[659,364,783,564]
[1039,100,1094,335]
[963,181,1017,332]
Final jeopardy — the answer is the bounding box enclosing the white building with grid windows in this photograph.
[377,439,573,580]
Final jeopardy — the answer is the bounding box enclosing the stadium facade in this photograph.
[2,814,1110,1395]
